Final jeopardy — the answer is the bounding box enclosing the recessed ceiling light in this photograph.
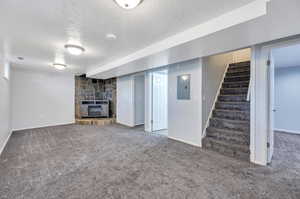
[181,75,189,81]
[114,0,143,10]
[64,44,85,56]
[17,57,24,60]
[106,33,117,40]
[53,63,67,70]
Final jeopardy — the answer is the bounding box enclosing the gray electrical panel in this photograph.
[177,74,191,100]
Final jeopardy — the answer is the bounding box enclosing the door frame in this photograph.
[151,69,168,132]
[267,51,275,163]
[252,36,300,165]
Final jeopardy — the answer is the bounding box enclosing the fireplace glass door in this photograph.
[88,105,102,117]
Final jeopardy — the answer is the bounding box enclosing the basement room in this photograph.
[1,0,300,198]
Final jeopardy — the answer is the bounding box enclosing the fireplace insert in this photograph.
[80,100,109,118]
[88,106,103,117]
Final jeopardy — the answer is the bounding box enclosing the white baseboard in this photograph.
[274,128,300,135]
[0,130,13,157]
[115,122,136,128]
[168,136,201,147]
[12,122,75,132]
[144,128,152,133]
[251,158,267,166]
[134,122,145,126]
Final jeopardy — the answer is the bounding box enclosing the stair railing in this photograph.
[202,63,230,138]
[246,72,251,101]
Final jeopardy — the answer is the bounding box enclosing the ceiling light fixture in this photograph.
[106,33,117,40]
[64,44,85,56]
[114,0,143,10]
[181,75,189,81]
[53,63,67,70]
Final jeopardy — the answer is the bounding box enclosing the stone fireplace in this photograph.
[75,75,116,119]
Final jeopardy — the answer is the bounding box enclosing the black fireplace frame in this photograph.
[80,100,109,118]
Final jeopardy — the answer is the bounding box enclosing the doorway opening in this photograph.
[266,42,300,165]
[202,48,252,159]
[134,74,145,127]
[150,69,168,136]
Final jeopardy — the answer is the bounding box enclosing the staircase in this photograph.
[203,61,251,161]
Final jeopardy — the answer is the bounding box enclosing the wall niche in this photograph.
[75,75,116,119]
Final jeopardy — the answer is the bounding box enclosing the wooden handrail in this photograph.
[247,73,251,101]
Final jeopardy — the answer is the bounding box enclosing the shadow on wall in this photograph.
[75,75,116,118]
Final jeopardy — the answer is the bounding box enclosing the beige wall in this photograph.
[232,48,251,63]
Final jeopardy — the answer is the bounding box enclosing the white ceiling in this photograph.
[0,0,256,74]
[273,44,300,68]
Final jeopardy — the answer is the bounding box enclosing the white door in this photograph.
[152,70,168,131]
[267,52,275,163]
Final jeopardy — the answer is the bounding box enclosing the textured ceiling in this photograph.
[0,0,255,74]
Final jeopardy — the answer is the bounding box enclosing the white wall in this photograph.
[168,59,202,147]
[0,60,11,155]
[117,75,135,127]
[117,73,148,127]
[11,68,75,131]
[274,67,300,133]
[134,75,145,125]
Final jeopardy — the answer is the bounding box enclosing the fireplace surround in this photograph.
[75,75,116,119]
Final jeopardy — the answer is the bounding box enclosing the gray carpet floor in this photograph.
[0,125,299,199]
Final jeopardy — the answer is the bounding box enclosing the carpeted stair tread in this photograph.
[227,67,250,73]
[229,61,250,68]
[204,138,250,153]
[222,80,249,84]
[228,65,250,70]
[206,127,250,145]
[215,102,250,111]
[213,109,250,121]
[214,108,250,113]
[218,94,247,102]
[210,116,250,132]
[224,75,250,82]
[210,117,250,124]
[216,101,250,105]
[220,88,248,95]
[207,126,250,137]
[227,67,250,72]
[226,70,250,77]
[203,138,250,160]
[222,81,249,88]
